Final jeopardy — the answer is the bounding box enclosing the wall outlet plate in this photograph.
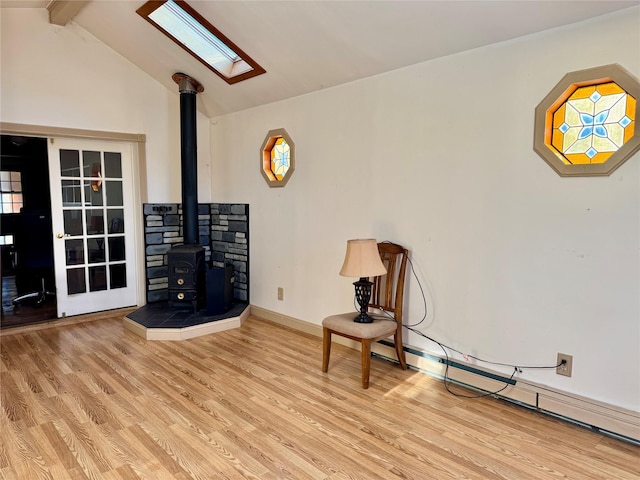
[277,287,284,301]
[556,353,573,377]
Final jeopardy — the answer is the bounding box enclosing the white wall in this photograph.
[2,5,637,413]
[0,8,211,203]
[210,8,640,411]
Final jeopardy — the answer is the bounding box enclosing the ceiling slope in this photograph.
[3,0,640,117]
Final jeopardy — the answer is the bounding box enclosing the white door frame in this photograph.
[0,122,147,315]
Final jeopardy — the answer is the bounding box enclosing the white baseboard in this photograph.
[250,306,640,443]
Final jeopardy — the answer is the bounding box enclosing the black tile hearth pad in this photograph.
[127,301,248,329]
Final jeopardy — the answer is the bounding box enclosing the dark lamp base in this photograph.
[353,312,374,323]
[353,277,374,323]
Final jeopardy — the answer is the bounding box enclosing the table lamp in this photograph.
[339,239,387,323]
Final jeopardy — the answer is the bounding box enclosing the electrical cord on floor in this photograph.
[405,321,567,398]
[376,307,522,398]
[376,241,565,398]
[375,309,523,398]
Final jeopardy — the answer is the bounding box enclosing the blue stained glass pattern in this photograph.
[578,126,593,139]
[579,110,613,139]
[552,82,635,164]
[589,91,602,102]
[580,113,594,126]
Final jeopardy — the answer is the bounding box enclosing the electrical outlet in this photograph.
[556,353,573,377]
[277,287,284,301]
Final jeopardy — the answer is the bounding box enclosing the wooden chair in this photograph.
[322,242,408,388]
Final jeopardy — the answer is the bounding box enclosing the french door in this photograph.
[48,137,137,317]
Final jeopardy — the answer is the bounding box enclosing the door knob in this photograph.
[56,233,70,238]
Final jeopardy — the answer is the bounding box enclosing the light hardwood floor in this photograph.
[1,314,638,479]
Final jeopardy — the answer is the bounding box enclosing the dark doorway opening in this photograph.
[1,135,57,328]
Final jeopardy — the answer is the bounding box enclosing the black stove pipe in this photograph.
[172,73,204,245]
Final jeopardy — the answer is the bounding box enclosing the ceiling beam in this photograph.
[47,0,89,26]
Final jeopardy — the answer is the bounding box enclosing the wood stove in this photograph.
[168,245,205,312]
[167,72,206,312]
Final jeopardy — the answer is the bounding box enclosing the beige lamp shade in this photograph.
[339,239,387,278]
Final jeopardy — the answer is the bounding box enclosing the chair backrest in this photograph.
[370,242,408,322]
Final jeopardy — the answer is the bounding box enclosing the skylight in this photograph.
[137,0,265,84]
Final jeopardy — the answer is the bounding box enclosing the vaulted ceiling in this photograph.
[3,0,639,117]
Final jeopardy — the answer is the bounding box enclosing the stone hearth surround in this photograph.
[125,203,250,340]
[143,203,249,305]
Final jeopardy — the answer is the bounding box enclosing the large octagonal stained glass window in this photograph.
[534,64,640,176]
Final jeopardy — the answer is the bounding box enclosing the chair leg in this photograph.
[395,340,407,370]
[394,334,407,370]
[361,339,371,389]
[393,335,407,370]
[322,328,331,373]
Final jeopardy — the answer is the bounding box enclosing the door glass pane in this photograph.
[104,152,122,178]
[10,172,21,190]
[87,238,106,263]
[86,209,104,235]
[65,239,84,265]
[12,194,23,213]
[83,151,101,177]
[67,268,86,294]
[110,264,126,289]
[108,237,125,261]
[89,266,107,292]
[84,180,103,206]
[107,209,125,233]
[105,181,123,207]
[61,180,82,207]
[60,150,80,177]
[63,210,83,236]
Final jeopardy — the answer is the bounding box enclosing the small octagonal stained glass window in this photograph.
[534,64,640,176]
[270,137,290,181]
[260,128,295,187]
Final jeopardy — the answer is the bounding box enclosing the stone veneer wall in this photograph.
[143,203,249,304]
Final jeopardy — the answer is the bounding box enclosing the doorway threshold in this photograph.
[124,301,250,340]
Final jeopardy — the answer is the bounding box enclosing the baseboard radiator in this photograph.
[251,306,640,444]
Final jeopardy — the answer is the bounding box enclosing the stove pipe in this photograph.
[172,73,204,245]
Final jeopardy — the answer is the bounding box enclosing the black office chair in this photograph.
[12,210,56,307]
